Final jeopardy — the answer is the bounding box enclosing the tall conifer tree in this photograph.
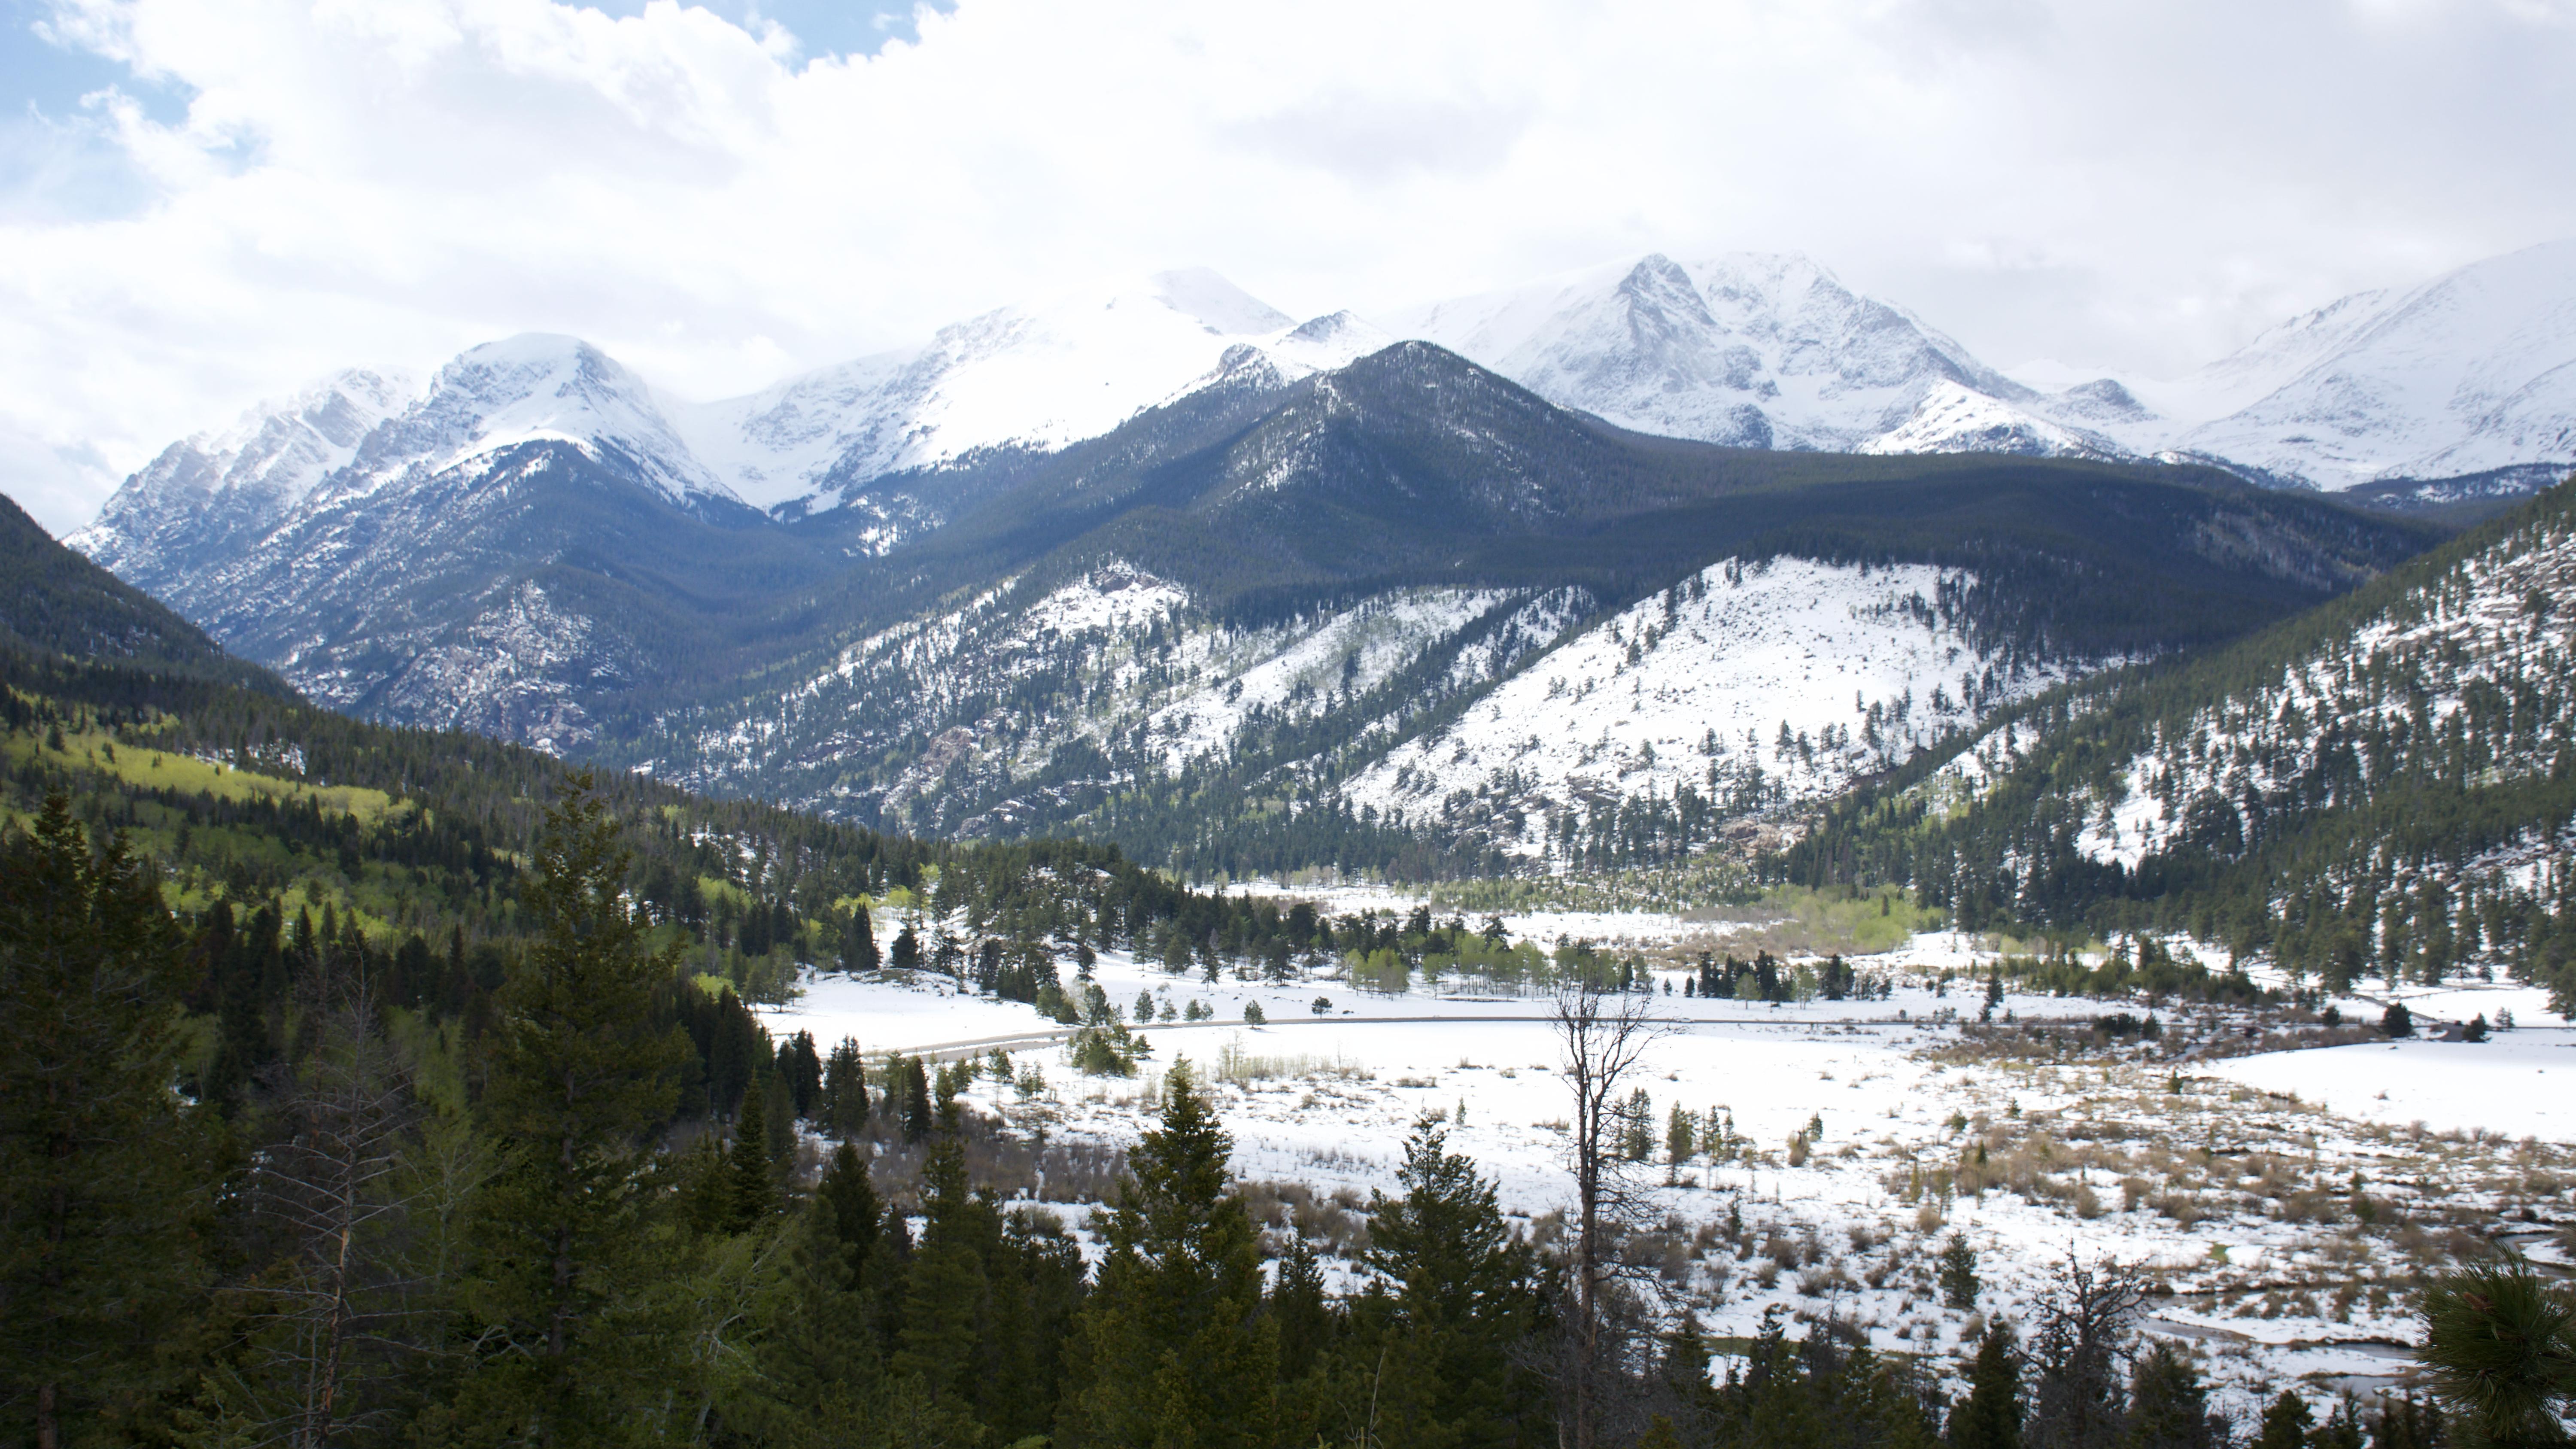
[1059,1060,1277,1449]
[1345,1115,1546,1449]
[0,796,210,1449]
[1950,1325,2023,1449]
[440,778,688,1447]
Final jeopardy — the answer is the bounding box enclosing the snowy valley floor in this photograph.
[756,911,2575,1420]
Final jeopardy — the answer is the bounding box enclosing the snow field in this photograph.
[759,907,2571,1419]
[2208,1033,2576,1140]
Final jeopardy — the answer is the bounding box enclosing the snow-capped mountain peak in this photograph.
[2180,240,2576,491]
[1388,249,2078,456]
[337,333,730,509]
[674,269,1315,511]
[67,366,416,578]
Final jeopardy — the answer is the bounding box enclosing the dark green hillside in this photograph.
[0,641,1315,1012]
[0,491,284,693]
[1777,476,2576,1010]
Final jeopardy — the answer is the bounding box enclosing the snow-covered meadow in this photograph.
[756,900,2574,1418]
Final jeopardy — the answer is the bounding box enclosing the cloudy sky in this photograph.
[3,0,2571,533]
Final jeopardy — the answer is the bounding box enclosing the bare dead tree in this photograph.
[1553,974,1671,1449]
[207,948,424,1448]
[2025,1249,2148,1449]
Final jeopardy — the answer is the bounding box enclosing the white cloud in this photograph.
[3,0,2573,533]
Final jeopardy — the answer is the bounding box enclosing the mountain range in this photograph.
[54,326,2439,872]
[54,238,2576,873]
[73,239,2576,581]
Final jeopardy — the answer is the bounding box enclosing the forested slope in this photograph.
[1779,476,2576,1010]
[0,490,281,693]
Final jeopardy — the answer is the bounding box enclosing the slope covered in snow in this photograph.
[1807,480,2576,1005]
[1343,557,2084,861]
[2064,493,2576,875]
[2179,242,2576,492]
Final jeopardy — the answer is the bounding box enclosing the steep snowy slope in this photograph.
[673,270,1388,514]
[1389,252,2118,459]
[642,549,2051,871]
[644,563,1567,843]
[2180,242,2576,493]
[1342,556,2084,862]
[2062,489,2576,874]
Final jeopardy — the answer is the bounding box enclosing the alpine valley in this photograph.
[14,235,2576,1449]
[58,243,2576,878]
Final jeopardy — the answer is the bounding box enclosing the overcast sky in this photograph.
[3,0,2572,533]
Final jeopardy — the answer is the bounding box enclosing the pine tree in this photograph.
[2251,1392,2311,1449]
[814,1142,880,1262]
[728,1080,776,1233]
[777,1032,823,1118]
[2416,1258,2576,1449]
[839,907,879,975]
[680,1131,734,1237]
[1940,1234,1981,1311]
[1658,1314,1718,1440]
[1059,1059,1278,1448]
[1270,1232,1333,1384]
[734,1145,887,1448]
[901,1056,934,1143]
[2119,1342,2216,1449]
[890,1136,987,1409]
[439,778,690,1446]
[1949,1325,2023,1449]
[1346,1115,1546,1448]
[820,1039,869,1141]
[0,796,211,1449]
